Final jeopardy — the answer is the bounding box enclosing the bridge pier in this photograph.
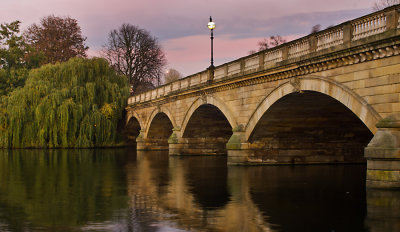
[365,114,400,188]
[136,130,170,150]
[226,128,252,164]
[169,127,229,155]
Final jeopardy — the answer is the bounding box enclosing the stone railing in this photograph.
[352,12,386,40]
[128,5,400,105]
[316,27,344,51]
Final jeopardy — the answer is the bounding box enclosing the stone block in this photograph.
[365,93,399,104]
[372,103,394,113]
[357,84,400,97]
[365,74,400,88]
[367,170,400,182]
[367,160,400,170]
[366,180,400,188]
[370,64,400,77]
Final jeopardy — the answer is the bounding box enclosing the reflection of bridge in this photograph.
[126,151,400,232]
[126,151,273,232]
[126,6,400,188]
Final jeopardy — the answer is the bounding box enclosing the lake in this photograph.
[0,149,399,231]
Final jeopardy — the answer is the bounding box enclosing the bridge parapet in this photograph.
[128,5,400,106]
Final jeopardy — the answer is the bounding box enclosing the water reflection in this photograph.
[129,151,272,231]
[0,149,128,232]
[245,165,367,231]
[0,149,398,231]
[365,189,400,232]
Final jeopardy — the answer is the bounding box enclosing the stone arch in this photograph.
[144,106,177,138]
[125,112,142,146]
[245,76,381,141]
[180,95,238,135]
[126,110,144,129]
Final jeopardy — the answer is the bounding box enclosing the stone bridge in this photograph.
[126,6,400,188]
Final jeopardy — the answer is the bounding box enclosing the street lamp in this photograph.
[207,16,216,69]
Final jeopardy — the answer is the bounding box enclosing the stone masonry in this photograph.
[126,6,400,188]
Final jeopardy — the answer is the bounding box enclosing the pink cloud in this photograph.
[163,34,301,76]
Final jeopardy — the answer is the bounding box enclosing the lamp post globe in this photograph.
[208,18,216,30]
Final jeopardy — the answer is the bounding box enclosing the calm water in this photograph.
[0,149,399,232]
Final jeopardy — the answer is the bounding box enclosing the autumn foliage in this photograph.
[24,15,88,65]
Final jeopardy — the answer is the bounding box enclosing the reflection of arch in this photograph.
[180,96,238,135]
[245,76,381,141]
[145,106,177,137]
[126,111,144,129]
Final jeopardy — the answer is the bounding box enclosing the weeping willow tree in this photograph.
[0,57,130,148]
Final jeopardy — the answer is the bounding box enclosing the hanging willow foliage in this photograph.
[0,57,130,148]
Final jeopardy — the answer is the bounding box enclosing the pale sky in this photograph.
[2,0,376,76]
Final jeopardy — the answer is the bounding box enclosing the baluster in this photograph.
[369,19,373,36]
[318,35,322,50]
[363,21,368,37]
[333,31,337,45]
[364,20,369,37]
[398,11,400,28]
[353,24,358,40]
[372,17,377,34]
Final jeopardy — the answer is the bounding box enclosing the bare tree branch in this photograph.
[102,24,166,93]
[373,0,400,11]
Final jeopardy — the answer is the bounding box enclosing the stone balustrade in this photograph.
[316,27,344,51]
[128,5,400,105]
[352,12,386,41]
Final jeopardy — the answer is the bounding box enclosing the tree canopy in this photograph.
[0,57,129,148]
[373,0,400,11]
[249,35,286,54]
[164,68,183,84]
[102,23,166,94]
[24,15,88,64]
[0,21,44,96]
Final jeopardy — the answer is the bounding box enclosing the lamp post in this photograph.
[207,16,216,69]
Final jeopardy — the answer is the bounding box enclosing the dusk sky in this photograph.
[3,0,377,76]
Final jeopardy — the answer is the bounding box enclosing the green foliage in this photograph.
[0,20,44,70]
[0,20,24,70]
[0,68,29,96]
[0,57,130,148]
[0,21,45,96]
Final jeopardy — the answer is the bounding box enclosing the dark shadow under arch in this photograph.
[147,112,174,150]
[125,117,141,146]
[183,104,232,138]
[182,104,233,155]
[249,91,373,163]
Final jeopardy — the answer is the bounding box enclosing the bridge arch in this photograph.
[180,95,238,135]
[126,110,144,129]
[145,106,177,138]
[245,76,381,141]
[125,111,142,145]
